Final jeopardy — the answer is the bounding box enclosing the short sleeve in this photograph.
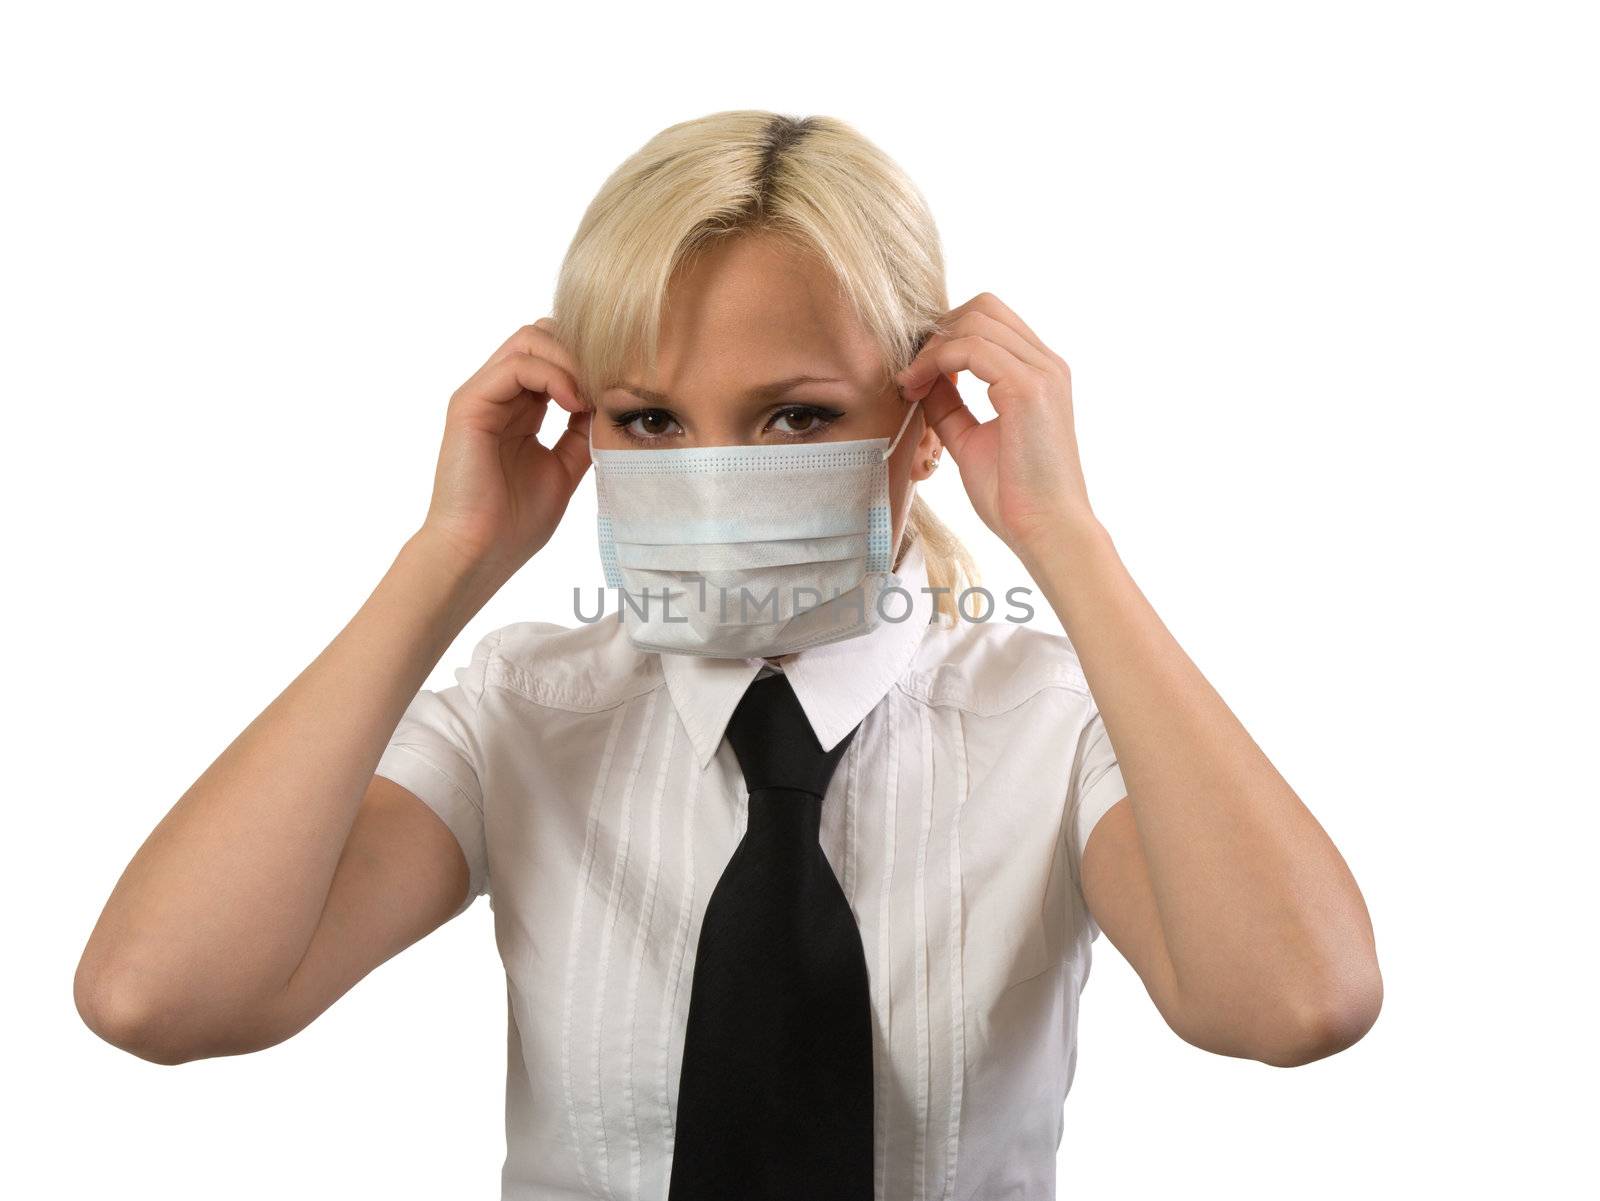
[374,630,500,919]
[1067,706,1128,941]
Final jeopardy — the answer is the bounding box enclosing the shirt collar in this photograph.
[659,540,934,767]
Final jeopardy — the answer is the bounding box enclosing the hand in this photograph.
[419,319,593,580]
[895,293,1098,557]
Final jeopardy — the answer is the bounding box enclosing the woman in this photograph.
[75,110,1383,1199]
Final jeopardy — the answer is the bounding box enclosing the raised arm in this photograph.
[74,321,593,1064]
[897,292,1383,1068]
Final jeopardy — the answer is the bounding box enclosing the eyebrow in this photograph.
[606,375,847,406]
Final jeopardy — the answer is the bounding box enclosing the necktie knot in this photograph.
[724,671,856,798]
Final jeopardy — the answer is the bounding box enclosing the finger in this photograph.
[960,309,1055,373]
[521,317,582,382]
[960,292,1054,362]
[896,334,1040,410]
[478,323,543,373]
[478,319,585,390]
[527,318,592,403]
[903,309,1053,386]
[918,374,982,460]
[550,408,594,485]
[911,292,1065,379]
[896,361,959,401]
[462,351,585,415]
[502,392,550,440]
[464,388,544,440]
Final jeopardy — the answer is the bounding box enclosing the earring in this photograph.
[924,455,940,472]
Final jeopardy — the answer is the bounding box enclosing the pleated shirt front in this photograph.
[376,543,1130,1200]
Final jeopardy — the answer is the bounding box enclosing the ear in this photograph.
[909,415,943,482]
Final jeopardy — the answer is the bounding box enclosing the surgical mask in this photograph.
[590,401,921,658]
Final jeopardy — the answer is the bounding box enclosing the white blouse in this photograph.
[376,540,1129,1200]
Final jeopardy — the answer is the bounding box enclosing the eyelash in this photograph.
[610,404,846,444]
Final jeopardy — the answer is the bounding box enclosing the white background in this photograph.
[5,2,1595,1197]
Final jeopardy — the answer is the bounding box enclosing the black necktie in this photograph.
[668,671,875,1200]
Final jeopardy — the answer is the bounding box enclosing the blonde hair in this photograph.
[551,109,977,622]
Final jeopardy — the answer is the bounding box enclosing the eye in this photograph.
[766,405,844,437]
[613,408,682,441]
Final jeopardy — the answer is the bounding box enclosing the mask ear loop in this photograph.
[881,398,921,462]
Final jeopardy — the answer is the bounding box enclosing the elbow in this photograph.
[74,955,228,1067]
[1257,963,1385,1069]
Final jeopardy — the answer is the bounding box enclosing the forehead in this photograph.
[625,234,882,391]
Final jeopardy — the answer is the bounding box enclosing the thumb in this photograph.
[918,373,980,461]
[550,409,594,487]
